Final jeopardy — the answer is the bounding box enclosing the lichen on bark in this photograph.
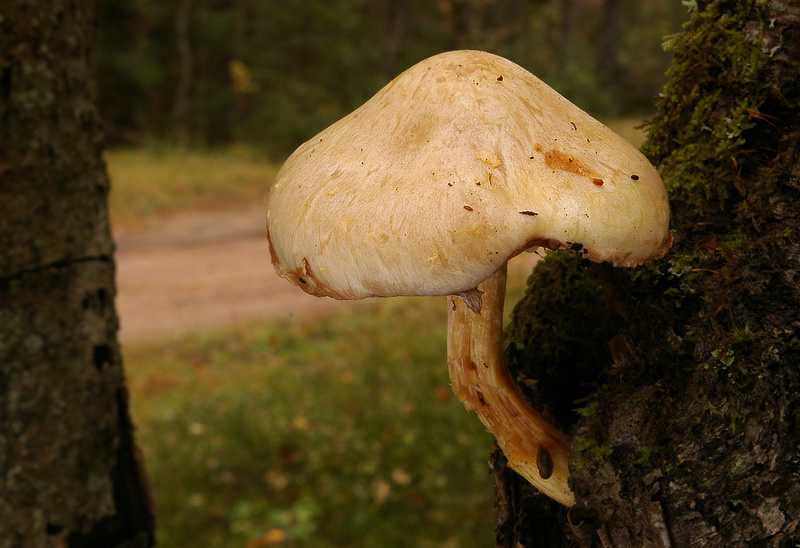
[494,0,800,546]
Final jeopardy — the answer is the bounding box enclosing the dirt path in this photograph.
[114,206,539,343]
[114,207,351,342]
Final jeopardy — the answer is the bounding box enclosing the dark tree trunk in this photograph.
[0,1,155,546]
[171,0,194,147]
[598,0,623,95]
[560,0,576,59]
[494,0,800,546]
[379,0,407,82]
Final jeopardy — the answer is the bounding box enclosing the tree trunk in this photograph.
[378,0,406,82]
[598,0,623,104]
[494,0,800,546]
[171,0,194,147]
[0,2,155,546]
[559,0,577,64]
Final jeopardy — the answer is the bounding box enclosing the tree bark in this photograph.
[0,2,155,546]
[494,0,800,546]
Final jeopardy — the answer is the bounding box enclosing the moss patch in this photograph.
[503,252,621,428]
[642,0,772,220]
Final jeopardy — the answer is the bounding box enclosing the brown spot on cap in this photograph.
[544,149,592,177]
[544,149,608,187]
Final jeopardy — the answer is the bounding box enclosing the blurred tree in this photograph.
[599,0,623,92]
[231,0,384,153]
[494,0,800,545]
[95,1,174,144]
[559,0,576,61]
[0,1,154,546]
[93,0,684,156]
[531,0,687,116]
[373,0,407,80]
[170,0,195,146]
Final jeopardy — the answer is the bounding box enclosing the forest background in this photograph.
[96,0,687,156]
[89,1,689,546]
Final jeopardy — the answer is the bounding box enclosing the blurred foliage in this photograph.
[125,296,494,548]
[95,0,686,157]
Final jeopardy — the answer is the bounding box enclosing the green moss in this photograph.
[574,436,611,461]
[504,252,622,426]
[642,0,772,218]
[635,446,654,466]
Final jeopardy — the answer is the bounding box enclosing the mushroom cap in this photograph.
[267,50,671,301]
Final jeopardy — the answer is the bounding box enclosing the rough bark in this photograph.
[494,0,800,546]
[0,2,155,547]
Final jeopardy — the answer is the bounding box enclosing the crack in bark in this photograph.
[1,255,113,284]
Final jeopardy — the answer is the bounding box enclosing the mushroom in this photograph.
[266,50,671,506]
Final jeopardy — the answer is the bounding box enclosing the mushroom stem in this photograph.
[447,263,575,506]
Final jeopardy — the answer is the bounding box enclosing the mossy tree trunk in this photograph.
[0,2,154,546]
[493,1,800,546]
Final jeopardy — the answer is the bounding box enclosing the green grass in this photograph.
[125,297,495,548]
[105,145,279,232]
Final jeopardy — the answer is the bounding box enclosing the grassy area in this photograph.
[105,145,279,232]
[125,297,495,548]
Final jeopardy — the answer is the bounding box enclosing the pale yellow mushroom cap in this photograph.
[267,50,671,301]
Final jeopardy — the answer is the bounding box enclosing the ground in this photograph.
[114,206,351,341]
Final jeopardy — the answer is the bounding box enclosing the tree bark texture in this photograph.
[0,2,154,547]
[494,0,800,546]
